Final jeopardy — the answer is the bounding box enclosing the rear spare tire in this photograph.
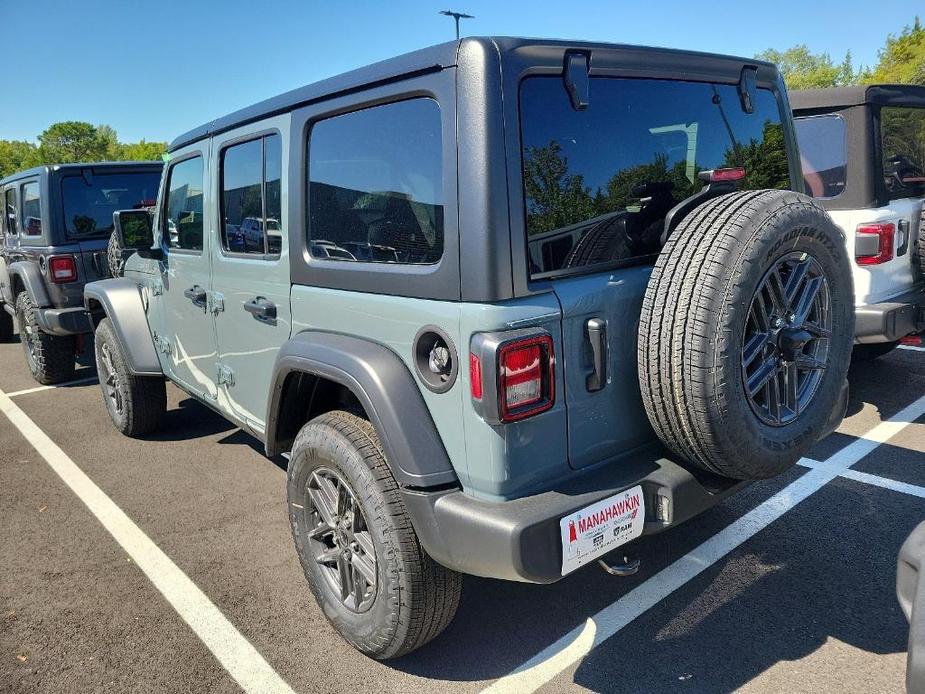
[638,190,853,480]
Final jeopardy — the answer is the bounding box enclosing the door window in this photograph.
[4,188,16,237]
[20,181,42,235]
[220,133,282,256]
[163,156,204,251]
[307,98,444,264]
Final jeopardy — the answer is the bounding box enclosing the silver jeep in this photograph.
[84,38,855,658]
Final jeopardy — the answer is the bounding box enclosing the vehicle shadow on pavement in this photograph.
[142,398,235,442]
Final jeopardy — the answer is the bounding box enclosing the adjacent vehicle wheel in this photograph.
[0,305,13,342]
[94,317,166,436]
[287,410,461,659]
[14,292,76,385]
[852,341,898,362]
[107,230,129,278]
[638,190,854,480]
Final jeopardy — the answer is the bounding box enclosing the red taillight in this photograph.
[707,167,746,183]
[498,335,554,422]
[856,223,895,265]
[48,256,78,283]
[469,353,483,400]
[901,335,923,346]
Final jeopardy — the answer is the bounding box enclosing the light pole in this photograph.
[439,10,474,40]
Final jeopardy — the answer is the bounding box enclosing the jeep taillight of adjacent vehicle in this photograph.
[83,38,853,658]
[792,85,925,359]
[0,162,163,383]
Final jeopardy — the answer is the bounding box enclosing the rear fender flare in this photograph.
[84,278,162,376]
[266,331,459,489]
[8,261,50,307]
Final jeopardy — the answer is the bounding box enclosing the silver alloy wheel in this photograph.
[99,342,124,417]
[742,251,832,426]
[305,467,378,613]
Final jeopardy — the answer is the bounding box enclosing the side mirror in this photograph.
[113,210,162,260]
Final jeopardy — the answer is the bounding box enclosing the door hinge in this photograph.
[210,292,225,314]
[152,332,172,356]
[217,363,235,387]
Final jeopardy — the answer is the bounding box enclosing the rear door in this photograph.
[518,75,794,469]
[210,123,291,433]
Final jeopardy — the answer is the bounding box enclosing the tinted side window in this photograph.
[61,171,161,239]
[308,98,444,264]
[520,77,790,279]
[4,188,17,236]
[794,115,847,199]
[220,133,282,256]
[164,157,204,251]
[880,106,925,200]
[20,182,42,235]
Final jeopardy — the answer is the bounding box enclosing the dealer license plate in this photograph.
[560,485,645,575]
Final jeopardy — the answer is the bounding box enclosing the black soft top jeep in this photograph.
[0,161,163,383]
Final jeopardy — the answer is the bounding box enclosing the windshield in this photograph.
[61,171,162,239]
[520,77,791,279]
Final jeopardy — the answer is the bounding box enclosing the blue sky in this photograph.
[0,1,917,144]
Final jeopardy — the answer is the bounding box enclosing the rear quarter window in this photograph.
[20,181,42,235]
[880,106,925,201]
[794,114,847,199]
[520,77,791,280]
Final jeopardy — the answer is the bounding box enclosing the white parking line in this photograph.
[899,344,925,353]
[800,458,925,499]
[0,388,295,694]
[482,393,925,694]
[5,375,98,398]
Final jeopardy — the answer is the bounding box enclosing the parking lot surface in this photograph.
[1,338,924,694]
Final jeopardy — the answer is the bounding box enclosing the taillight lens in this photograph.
[856,223,895,265]
[48,256,78,283]
[498,335,554,422]
[469,353,483,401]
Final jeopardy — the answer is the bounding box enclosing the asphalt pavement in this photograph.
[1,337,924,694]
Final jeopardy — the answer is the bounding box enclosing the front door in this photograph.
[210,128,291,433]
[152,152,218,400]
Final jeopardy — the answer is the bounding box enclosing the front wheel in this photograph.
[15,292,75,385]
[287,410,461,659]
[94,317,166,436]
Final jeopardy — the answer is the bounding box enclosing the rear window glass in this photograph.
[62,171,162,239]
[307,98,444,265]
[520,77,790,279]
[794,115,847,199]
[20,181,41,235]
[880,106,925,200]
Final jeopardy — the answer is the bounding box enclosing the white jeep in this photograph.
[793,85,925,358]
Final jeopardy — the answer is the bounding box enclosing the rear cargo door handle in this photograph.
[586,318,607,392]
[243,297,277,323]
[183,285,207,307]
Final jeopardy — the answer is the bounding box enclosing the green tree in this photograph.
[37,121,111,163]
[864,17,925,85]
[755,45,861,89]
[115,139,167,161]
[523,141,596,235]
[0,140,40,178]
[724,121,791,191]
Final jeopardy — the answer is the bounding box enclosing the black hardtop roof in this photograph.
[0,160,163,186]
[169,36,777,152]
[790,84,925,112]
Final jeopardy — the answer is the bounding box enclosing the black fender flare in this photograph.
[8,261,51,307]
[266,331,459,489]
[83,278,162,376]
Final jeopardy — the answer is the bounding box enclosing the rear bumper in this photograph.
[35,307,92,336]
[855,288,925,343]
[402,445,744,584]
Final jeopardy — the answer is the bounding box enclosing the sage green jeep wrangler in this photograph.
[84,38,854,658]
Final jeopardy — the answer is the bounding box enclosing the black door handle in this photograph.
[243,297,277,322]
[183,285,207,306]
[586,317,607,392]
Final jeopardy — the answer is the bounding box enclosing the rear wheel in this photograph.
[14,292,75,385]
[287,410,461,659]
[94,317,166,436]
[638,190,854,480]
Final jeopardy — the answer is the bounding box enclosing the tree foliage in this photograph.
[0,122,166,179]
[754,45,862,89]
[864,17,925,85]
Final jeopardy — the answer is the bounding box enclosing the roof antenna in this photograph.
[439,10,474,41]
